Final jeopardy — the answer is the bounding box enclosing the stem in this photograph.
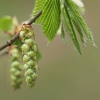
[0,11,42,51]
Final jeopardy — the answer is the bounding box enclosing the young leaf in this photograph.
[64,4,81,54]
[65,0,96,46]
[0,16,13,32]
[69,11,85,43]
[42,0,60,40]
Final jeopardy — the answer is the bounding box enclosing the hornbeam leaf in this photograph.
[65,0,96,46]
[0,16,13,32]
[64,5,81,54]
[69,11,85,43]
[42,0,60,40]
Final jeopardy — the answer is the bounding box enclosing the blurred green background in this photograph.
[0,0,100,100]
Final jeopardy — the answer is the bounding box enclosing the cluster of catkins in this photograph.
[9,46,22,89]
[20,24,38,88]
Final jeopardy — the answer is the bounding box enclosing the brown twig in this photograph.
[0,11,42,51]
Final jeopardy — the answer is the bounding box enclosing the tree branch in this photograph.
[0,11,42,51]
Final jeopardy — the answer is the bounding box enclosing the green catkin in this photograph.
[10,47,22,90]
[20,24,38,88]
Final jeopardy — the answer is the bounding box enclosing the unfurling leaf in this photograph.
[0,16,13,31]
[32,0,96,54]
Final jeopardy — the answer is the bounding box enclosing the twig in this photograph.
[0,11,42,51]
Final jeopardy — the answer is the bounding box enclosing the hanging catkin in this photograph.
[9,46,22,89]
[20,24,38,88]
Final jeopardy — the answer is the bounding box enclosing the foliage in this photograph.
[32,0,95,54]
[0,16,13,32]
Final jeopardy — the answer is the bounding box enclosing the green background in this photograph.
[0,0,100,100]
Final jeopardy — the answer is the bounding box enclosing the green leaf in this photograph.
[64,4,81,54]
[65,0,96,46]
[0,16,13,32]
[42,0,60,40]
[69,11,85,43]
[32,0,43,24]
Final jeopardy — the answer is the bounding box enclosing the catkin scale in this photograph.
[21,44,30,54]
[27,51,35,58]
[23,55,30,63]
[20,24,38,88]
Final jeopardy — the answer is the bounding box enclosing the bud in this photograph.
[25,69,33,76]
[11,49,18,54]
[15,70,21,76]
[32,73,38,80]
[12,53,19,58]
[27,51,35,58]
[33,56,37,61]
[19,30,26,41]
[23,64,30,70]
[10,67,16,73]
[29,81,36,88]
[25,39,34,47]
[21,44,30,53]
[26,76,32,83]
[16,79,22,84]
[34,65,39,72]
[23,54,30,63]
[11,75,17,81]
[11,61,20,69]
[27,60,35,67]
[11,54,19,61]
[26,31,34,38]
[32,45,37,52]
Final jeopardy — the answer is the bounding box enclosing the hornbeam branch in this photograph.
[0,11,42,51]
